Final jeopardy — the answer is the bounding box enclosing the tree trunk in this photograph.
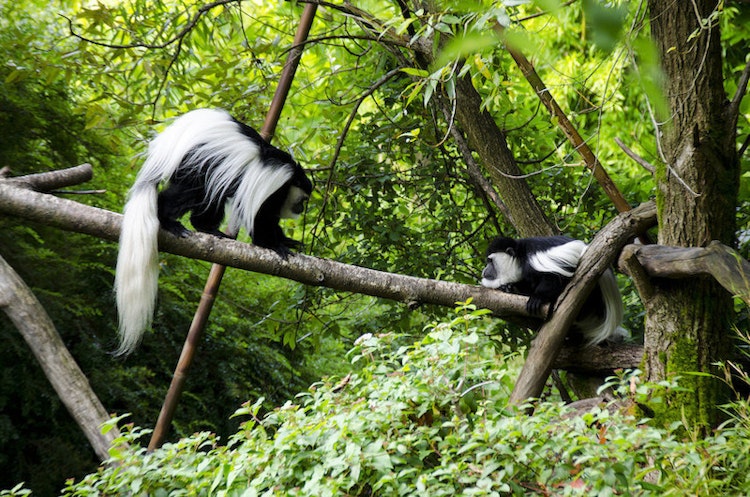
[646,0,740,427]
[451,73,556,237]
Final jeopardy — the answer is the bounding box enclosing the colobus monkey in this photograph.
[480,236,628,346]
[114,108,313,355]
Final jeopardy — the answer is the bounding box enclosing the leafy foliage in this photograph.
[55,307,750,496]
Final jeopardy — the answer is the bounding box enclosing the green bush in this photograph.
[43,305,750,496]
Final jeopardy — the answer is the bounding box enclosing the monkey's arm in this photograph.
[527,275,567,317]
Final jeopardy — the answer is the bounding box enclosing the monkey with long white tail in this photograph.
[115,108,312,355]
[480,236,628,346]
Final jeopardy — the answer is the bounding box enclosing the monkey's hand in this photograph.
[282,236,302,249]
[526,296,551,318]
[271,244,296,260]
[498,284,515,293]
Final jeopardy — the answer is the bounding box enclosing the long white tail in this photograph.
[579,268,629,346]
[113,108,240,355]
[114,184,160,355]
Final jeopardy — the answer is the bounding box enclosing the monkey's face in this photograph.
[481,250,522,289]
[280,186,309,219]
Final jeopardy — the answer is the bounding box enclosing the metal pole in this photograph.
[148,3,318,451]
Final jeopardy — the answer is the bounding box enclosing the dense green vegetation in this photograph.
[0,0,748,494]
[50,308,750,495]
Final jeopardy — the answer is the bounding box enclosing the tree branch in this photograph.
[619,242,750,306]
[614,137,656,174]
[553,343,643,374]
[728,56,750,124]
[494,23,633,215]
[0,254,121,461]
[6,163,94,191]
[0,167,533,320]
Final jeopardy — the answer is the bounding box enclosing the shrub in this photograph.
[48,305,750,495]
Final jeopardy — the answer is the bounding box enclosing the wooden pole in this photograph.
[148,3,318,451]
[493,23,632,214]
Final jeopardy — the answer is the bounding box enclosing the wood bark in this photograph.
[0,254,119,462]
[620,243,750,306]
[646,0,740,425]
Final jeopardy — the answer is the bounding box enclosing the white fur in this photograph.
[481,252,523,288]
[115,108,292,355]
[139,108,293,235]
[531,240,628,346]
[114,185,160,355]
[529,240,587,277]
[577,268,629,346]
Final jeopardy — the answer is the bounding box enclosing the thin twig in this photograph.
[62,0,237,50]
[310,67,405,245]
[614,137,656,174]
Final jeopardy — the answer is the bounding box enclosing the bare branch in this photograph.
[441,102,513,226]
[0,168,533,320]
[493,23,633,215]
[6,163,93,191]
[739,133,750,159]
[0,254,121,461]
[728,56,750,123]
[619,242,750,306]
[614,137,656,174]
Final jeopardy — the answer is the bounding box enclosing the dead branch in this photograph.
[6,163,94,191]
[619,242,750,305]
[508,201,657,407]
[0,253,120,461]
[493,23,633,215]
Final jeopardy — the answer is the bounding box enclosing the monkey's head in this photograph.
[280,162,313,219]
[481,237,523,289]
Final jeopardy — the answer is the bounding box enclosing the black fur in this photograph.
[481,235,624,346]
[156,117,312,257]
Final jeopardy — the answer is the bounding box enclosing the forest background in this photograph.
[1,0,749,494]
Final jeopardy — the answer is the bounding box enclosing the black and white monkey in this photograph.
[114,108,313,355]
[480,236,627,346]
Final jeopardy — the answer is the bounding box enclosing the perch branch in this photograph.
[619,242,750,306]
[0,167,533,320]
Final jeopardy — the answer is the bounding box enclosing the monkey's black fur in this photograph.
[481,236,626,346]
[115,108,313,355]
